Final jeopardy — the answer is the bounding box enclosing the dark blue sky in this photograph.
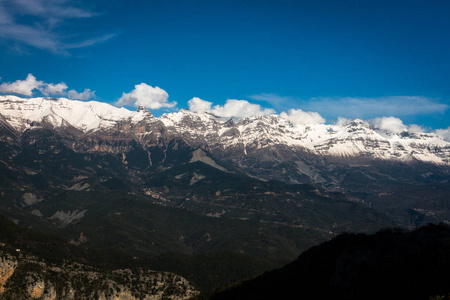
[0,0,449,130]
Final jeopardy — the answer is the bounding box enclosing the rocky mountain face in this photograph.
[0,252,197,300]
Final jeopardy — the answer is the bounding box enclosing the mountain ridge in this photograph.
[1,95,449,166]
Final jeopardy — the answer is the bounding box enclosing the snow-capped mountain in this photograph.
[1,95,448,165]
[0,95,153,132]
[1,95,450,229]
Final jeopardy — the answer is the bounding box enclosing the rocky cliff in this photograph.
[0,249,198,300]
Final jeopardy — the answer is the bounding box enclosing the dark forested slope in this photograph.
[208,223,450,300]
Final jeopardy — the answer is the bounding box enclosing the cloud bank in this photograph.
[0,0,116,54]
[304,96,448,119]
[186,96,325,125]
[279,108,325,125]
[212,100,276,118]
[0,73,95,100]
[336,116,427,135]
[188,98,276,118]
[117,83,176,109]
[250,93,450,135]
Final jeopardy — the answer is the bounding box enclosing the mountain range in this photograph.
[1,95,449,166]
[1,95,449,224]
[0,95,449,294]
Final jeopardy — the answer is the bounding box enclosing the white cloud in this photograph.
[41,82,68,96]
[0,73,95,100]
[67,89,95,101]
[0,73,43,96]
[188,97,212,113]
[0,0,116,54]
[210,99,276,119]
[116,83,176,109]
[369,116,426,135]
[370,117,407,134]
[279,108,325,125]
[434,127,450,142]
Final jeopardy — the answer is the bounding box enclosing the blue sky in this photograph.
[0,0,449,133]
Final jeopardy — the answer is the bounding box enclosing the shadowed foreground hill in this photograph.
[207,224,450,300]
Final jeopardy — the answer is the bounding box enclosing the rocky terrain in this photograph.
[0,252,197,300]
[0,216,198,300]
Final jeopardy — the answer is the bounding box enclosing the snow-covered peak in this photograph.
[159,109,221,128]
[1,95,449,164]
[0,95,147,132]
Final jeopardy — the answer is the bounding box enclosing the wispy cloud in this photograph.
[304,96,449,119]
[0,73,95,100]
[251,94,449,120]
[12,0,96,19]
[64,33,119,49]
[249,93,293,109]
[0,0,116,54]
